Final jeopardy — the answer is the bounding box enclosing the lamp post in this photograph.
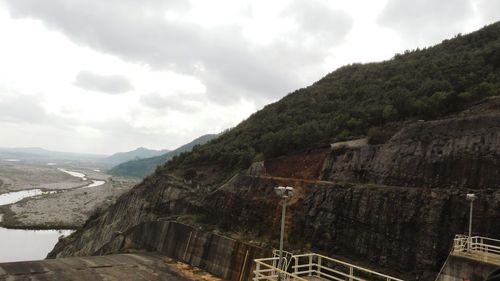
[274,186,294,273]
[466,193,476,252]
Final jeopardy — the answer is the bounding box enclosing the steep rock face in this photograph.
[322,114,500,189]
[202,114,500,278]
[94,221,269,281]
[51,114,500,280]
[263,148,330,179]
[49,174,197,258]
[204,176,500,278]
[297,185,500,274]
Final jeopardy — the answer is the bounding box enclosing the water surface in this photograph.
[0,189,44,205]
[57,168,86,179]
[1,159,19,162]
[0,167,105,262]
[82,180,105,188]
[0,188,73,263]
[0,228,72,262]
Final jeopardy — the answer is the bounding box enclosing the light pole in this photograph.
[274,186,294,272]
[466,193,476,252]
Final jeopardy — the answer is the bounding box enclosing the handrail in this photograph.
[272,249,294,271]
[452,235,500,256]
[292,253,404,281]
[453,235,500,244]
[472,236,500,243]
[254,252,403,281]
[254,256,308,281]
[255,235,499,281]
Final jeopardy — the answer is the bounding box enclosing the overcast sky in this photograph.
[0,0,498,155]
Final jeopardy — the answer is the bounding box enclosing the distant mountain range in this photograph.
[107,134,218,178]
[0,146,169,167]
[50,22,500,278]
[0,134,217,170]
[0,147,106,161]
[0,135,217,172]
[103,147,170,165]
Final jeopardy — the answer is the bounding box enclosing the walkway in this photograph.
[451,235,500,265]
[0,253,192,281]
[253,252,404,281]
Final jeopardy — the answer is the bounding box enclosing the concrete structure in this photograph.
[253,252,403,281]
[94,221,269,281]
[2,222,497,281]
[436,235,500,281]
[0,253,191,281]
[1,221,268,281]
[436,255,498,281]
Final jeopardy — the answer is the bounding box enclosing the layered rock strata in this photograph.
[50,114,500,280]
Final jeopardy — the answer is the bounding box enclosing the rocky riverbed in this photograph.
[0,160,139,229]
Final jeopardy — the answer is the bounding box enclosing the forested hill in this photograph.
[107,134,217,178]
[162,21,500,185]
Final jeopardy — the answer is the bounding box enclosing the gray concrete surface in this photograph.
[0,253,191,281]
[436,255,499,281]
[92,221,270,281]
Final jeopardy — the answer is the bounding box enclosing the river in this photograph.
[0,168,105,262]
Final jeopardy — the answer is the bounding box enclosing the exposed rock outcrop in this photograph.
[204,175,500,278]
[49,174,198,258]
[94,221,268,281]
[50,114,500,280]
[322,114,500,189]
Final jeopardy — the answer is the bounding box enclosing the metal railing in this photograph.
[254,256,308,281]
[254,253,403,281]
[291,253,403,281]
[452,235,500,256]
[272,249,295,271]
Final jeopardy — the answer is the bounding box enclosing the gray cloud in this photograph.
[74,71,133,94]
[2,0,346,104]
[284,0,353,43]
[0,94,195,153]
[0,94,49,123]
[476,0,500,23]
[0,93,83,132]
[378,0,474,45]
[139,92,199,112]
[81,118,211,153]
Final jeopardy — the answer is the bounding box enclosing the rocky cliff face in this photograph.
[49,174,199,258]
[322,114,500,189]
[50,113,500,280]
[203,114,500,278]
[204,176,500,278]
[93,221,269,281]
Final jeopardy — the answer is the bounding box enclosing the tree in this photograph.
[382,105,399,121]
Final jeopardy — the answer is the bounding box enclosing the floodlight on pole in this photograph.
[274,186,294,276]
[466,193,476,252]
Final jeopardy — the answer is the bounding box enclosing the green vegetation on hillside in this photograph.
[104,147,170,165]
[108,134,217,178]
[162,22,500,185]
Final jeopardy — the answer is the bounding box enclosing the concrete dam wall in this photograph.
[95,221,270,281]
[436,255,498,281]
[50,113,500,280]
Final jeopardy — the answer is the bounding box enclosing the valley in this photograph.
[0,14,499,281]
[0,159,138,262]
[45,22,500,281]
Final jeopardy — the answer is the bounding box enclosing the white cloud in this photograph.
[0,0,497,154]
[378,0,475,46]
[74,71,133,94]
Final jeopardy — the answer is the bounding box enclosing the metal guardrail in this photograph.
[254,253,403,281]
[272,249,295,271]
[291,253,403,281]
[452,235,500,256]
[254,256,308,281]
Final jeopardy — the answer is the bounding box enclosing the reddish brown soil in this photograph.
[263,148,330,180]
